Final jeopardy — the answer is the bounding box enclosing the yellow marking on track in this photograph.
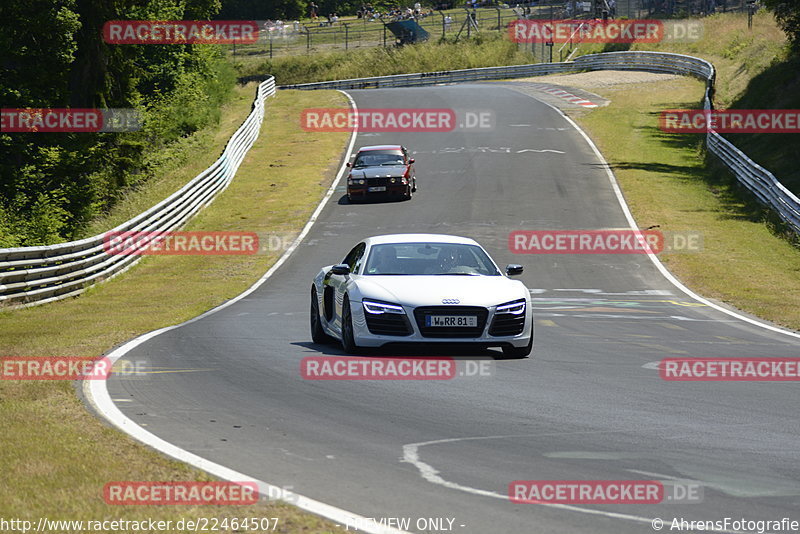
[632,343,687,354]
[714,336,751,344]
[536,319,559,327]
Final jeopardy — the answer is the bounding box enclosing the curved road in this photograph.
[102,84,800,533]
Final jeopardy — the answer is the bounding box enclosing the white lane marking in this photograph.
[535,95,800,340]
[86,93,409,534]
[402,436,741,533]
[642,361,663,370]
[627,469,684,481]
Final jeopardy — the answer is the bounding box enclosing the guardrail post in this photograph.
[344,22,349,50]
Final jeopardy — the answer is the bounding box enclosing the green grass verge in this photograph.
[571,76,800,331]
[235,32,533,84]
[576,10,800,195]
[0,88,350,532]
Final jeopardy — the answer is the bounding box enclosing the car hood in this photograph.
[354,275,527,308]
[350,165,407,179]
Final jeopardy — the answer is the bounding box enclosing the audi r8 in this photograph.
[310,234,533,357]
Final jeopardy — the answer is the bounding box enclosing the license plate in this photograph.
[426,315,477,327]
[368,186,387,192]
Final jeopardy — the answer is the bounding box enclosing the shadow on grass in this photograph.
[720,55,800,198]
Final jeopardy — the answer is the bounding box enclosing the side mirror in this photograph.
[331,264,350,275]
[506,264,523,276]
[408,158,415,164]
[346,162,352,167]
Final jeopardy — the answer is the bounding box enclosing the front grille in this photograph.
[413,306,488,338]
[489,312,526,336]
[365,313,413,336]
[366,176,401,187]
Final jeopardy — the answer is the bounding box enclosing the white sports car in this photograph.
[310,234,533,357]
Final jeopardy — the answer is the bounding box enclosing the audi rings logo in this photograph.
[442,298,460,304]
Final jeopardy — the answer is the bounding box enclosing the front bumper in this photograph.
[348,184,408,199]
[350,301,533,348]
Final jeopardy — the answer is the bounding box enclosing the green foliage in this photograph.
[0,0,236,246]
[762,0,800,52]
[218,0,306,19]
[239,33,531,84]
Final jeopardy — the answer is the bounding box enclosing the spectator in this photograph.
[444,14,453,30]
[309,2,318,20]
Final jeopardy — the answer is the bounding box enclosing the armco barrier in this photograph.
[280,51,799,235]
[4,51,798,309]
[0,78,276,309]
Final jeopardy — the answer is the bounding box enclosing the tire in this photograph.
[341,297,363,354]
[403,183,413,200]
[310,287,331,344]
[501,333,533,359]
[411,177,417,192]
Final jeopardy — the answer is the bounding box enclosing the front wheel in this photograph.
[341,298,363,354]
[501,333,533,359]
[310,287,331,344]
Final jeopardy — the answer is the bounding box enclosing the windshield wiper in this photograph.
[431,272,480,276]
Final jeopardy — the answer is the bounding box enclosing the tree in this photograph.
[763,0,800,52]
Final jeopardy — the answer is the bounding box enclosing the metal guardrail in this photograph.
[4,50,797,310]
[0,78,277,309]
[280,51,800,234]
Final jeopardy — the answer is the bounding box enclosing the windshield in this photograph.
[353,150,405,168]
[363,243,501,276]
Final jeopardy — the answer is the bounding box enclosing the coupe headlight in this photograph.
[363,299,406,315]
[390,177,396,183]
[496,299,525,315]
[357,179,365,185]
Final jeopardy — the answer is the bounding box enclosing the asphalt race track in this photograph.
[102,84,800,533]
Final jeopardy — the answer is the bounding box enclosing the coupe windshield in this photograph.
[353,150,404,167]
[364,243,500,276]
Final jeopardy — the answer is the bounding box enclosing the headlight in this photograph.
[390,177,396,183]
[496,299,525,315]
[357,179,365,185]
[363,299,406,314]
